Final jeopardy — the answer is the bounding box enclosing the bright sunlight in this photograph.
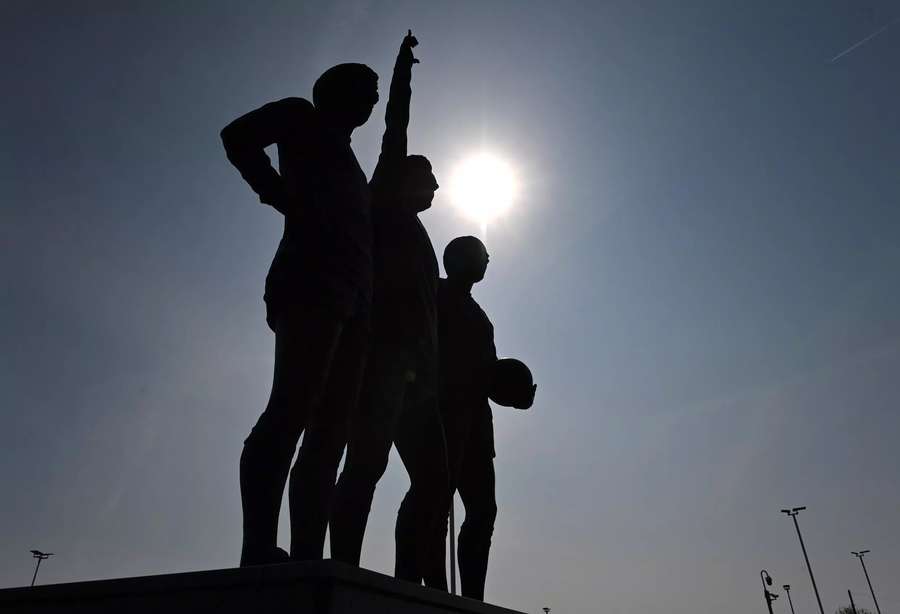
[448,152,518,232]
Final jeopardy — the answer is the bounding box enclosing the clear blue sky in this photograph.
[2,2,899,614]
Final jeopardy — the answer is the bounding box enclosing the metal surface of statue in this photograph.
[433,236,536,600]
[221,59,379,567]
[330,31,450,590]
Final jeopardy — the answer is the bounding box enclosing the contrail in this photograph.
[830,18,898,63]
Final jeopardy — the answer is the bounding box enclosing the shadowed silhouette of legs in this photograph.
[331,343,448,589]
[394,401,449,590]
[457,452,497,600]
[239,306,366,566]
[330,347,410,565]
[289,314,368,560]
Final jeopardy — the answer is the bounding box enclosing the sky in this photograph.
[2,1,899,613]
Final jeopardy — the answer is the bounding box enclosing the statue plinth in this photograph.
[0,559,525,614]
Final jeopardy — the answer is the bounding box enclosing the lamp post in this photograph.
[783,584,796,614]
[29,550,53,587]
[848,590,859,614]
[781,507,825,614]
[761,570,780,614]
[852,550,882,614]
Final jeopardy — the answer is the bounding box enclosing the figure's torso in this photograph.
[265,112,373,316]
[438,279,497,459]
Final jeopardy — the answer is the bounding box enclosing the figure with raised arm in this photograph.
[220,60,379,566]
[330,30,449,589]
[435,236,536,600]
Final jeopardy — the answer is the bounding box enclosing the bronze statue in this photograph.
[221,60,378,566]
[330,31,450,589]
[435,236,536,600]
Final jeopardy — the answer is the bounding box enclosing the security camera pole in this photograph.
[781,507,825,614]
[761,570,780,614]
[852,550,882,614]
[29,550,53,587]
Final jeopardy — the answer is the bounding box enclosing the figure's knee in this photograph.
[304,421,349,455]
[341,442,392,491]
[462,498,497,537]
[483,500,498,529]
[243,407,303,463]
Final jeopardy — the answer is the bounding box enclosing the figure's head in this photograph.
[443,235,489,283]
[313,63,379,129]
[400,155,439,213]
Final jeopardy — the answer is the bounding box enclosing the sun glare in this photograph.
[448,152,518,229]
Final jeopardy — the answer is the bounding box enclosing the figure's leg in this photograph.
[240,310,342,566]
[457,450,497,601]
[330,343,411,565]
[289,313,369,560]
[394,395,450,590]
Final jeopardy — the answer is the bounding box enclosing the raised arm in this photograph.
[220,97,312,215]
[376,30,419,172]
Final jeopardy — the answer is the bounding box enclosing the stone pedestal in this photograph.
[0,559,526,614]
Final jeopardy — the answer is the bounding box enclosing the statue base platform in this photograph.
[0,559,525,614]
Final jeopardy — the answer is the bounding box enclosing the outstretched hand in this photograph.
[400,29,419,65]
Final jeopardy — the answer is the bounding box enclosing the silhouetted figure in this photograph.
[435,236,536,601]
[330,31,449,589]
[220,62,379,566]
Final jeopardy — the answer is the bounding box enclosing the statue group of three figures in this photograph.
[221,30,536,601]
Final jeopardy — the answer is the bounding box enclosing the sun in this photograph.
[448,152,518,230]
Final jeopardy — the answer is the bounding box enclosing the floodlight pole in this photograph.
[543,607,551,614]
[781,507,825,614]
[783,585,796,614]
[30,559,41,588]
[852,550,882,614]
[30,551,53,587]
[849,590,859,614]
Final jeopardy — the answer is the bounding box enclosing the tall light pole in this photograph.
[761,570,780,614]
[29,550,53,587]
[848,590,859,614]
[852,550,882,614]
[781,507,825,614]
[783,584,797,614]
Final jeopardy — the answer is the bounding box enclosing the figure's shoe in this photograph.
[239,546,290,567]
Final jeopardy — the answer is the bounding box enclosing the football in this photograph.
[489,358,536,409]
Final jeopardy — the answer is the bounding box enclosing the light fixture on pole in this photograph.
[783,584,796,614]
[761,570,780,614]
[542,608,551,614]
[852,550,882,614]
[780,507,825,614]
[29,550,53,587]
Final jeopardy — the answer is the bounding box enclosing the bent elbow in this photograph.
[220,123,236,152]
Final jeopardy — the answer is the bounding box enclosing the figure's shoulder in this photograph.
[276,97,314,112]
[273,97,315,123]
